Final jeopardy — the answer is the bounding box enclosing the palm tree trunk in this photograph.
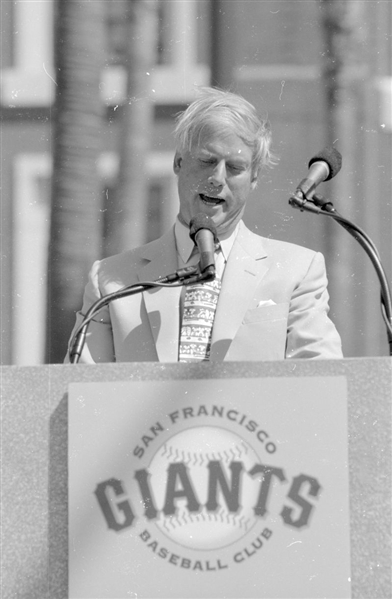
[46,0,106,363]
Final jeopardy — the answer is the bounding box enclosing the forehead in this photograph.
[190,125,253,162]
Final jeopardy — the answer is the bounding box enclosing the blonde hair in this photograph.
[174,87,276,178]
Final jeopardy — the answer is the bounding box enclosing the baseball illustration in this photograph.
[148,426,261,550]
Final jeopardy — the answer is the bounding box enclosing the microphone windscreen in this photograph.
[308,147,342,181]
[189,213,218,243]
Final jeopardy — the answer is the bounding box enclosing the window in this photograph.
[1,1,54,106]
[103,0,210,105]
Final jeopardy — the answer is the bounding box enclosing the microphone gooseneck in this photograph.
[69,214,218,363]
[288,149,392,355]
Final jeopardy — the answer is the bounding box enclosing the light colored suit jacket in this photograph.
[67,221,342,363]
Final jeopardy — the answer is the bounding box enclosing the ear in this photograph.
[173,151,182,175]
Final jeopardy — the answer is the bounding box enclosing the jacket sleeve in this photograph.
[285,252,343,359]
[64,260,115,363]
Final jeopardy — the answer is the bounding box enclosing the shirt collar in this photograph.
[174,216,239,264]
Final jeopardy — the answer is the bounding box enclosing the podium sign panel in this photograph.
[69,376,351,598]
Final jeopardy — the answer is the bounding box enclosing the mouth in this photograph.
[199,193,224,206]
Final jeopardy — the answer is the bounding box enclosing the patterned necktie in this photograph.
[178,277,221,362]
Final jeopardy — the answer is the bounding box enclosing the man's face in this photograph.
[173,126,257,239]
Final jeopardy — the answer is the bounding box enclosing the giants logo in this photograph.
[93,410,321,568]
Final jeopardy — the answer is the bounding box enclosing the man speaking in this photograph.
[66,87,342,363]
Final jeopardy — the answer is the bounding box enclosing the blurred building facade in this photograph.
[1,0,391,365]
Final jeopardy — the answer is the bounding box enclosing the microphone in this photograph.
[295,147,342,200]
[189,213,218,278]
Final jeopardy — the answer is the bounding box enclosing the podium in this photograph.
[2,358,391,598]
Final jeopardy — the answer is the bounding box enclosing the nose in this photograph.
[208,161,226,187]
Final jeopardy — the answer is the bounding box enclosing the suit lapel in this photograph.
[137,227,182,362]
[210,223,269,360]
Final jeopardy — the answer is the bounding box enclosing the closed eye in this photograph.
[228,163,246,173]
